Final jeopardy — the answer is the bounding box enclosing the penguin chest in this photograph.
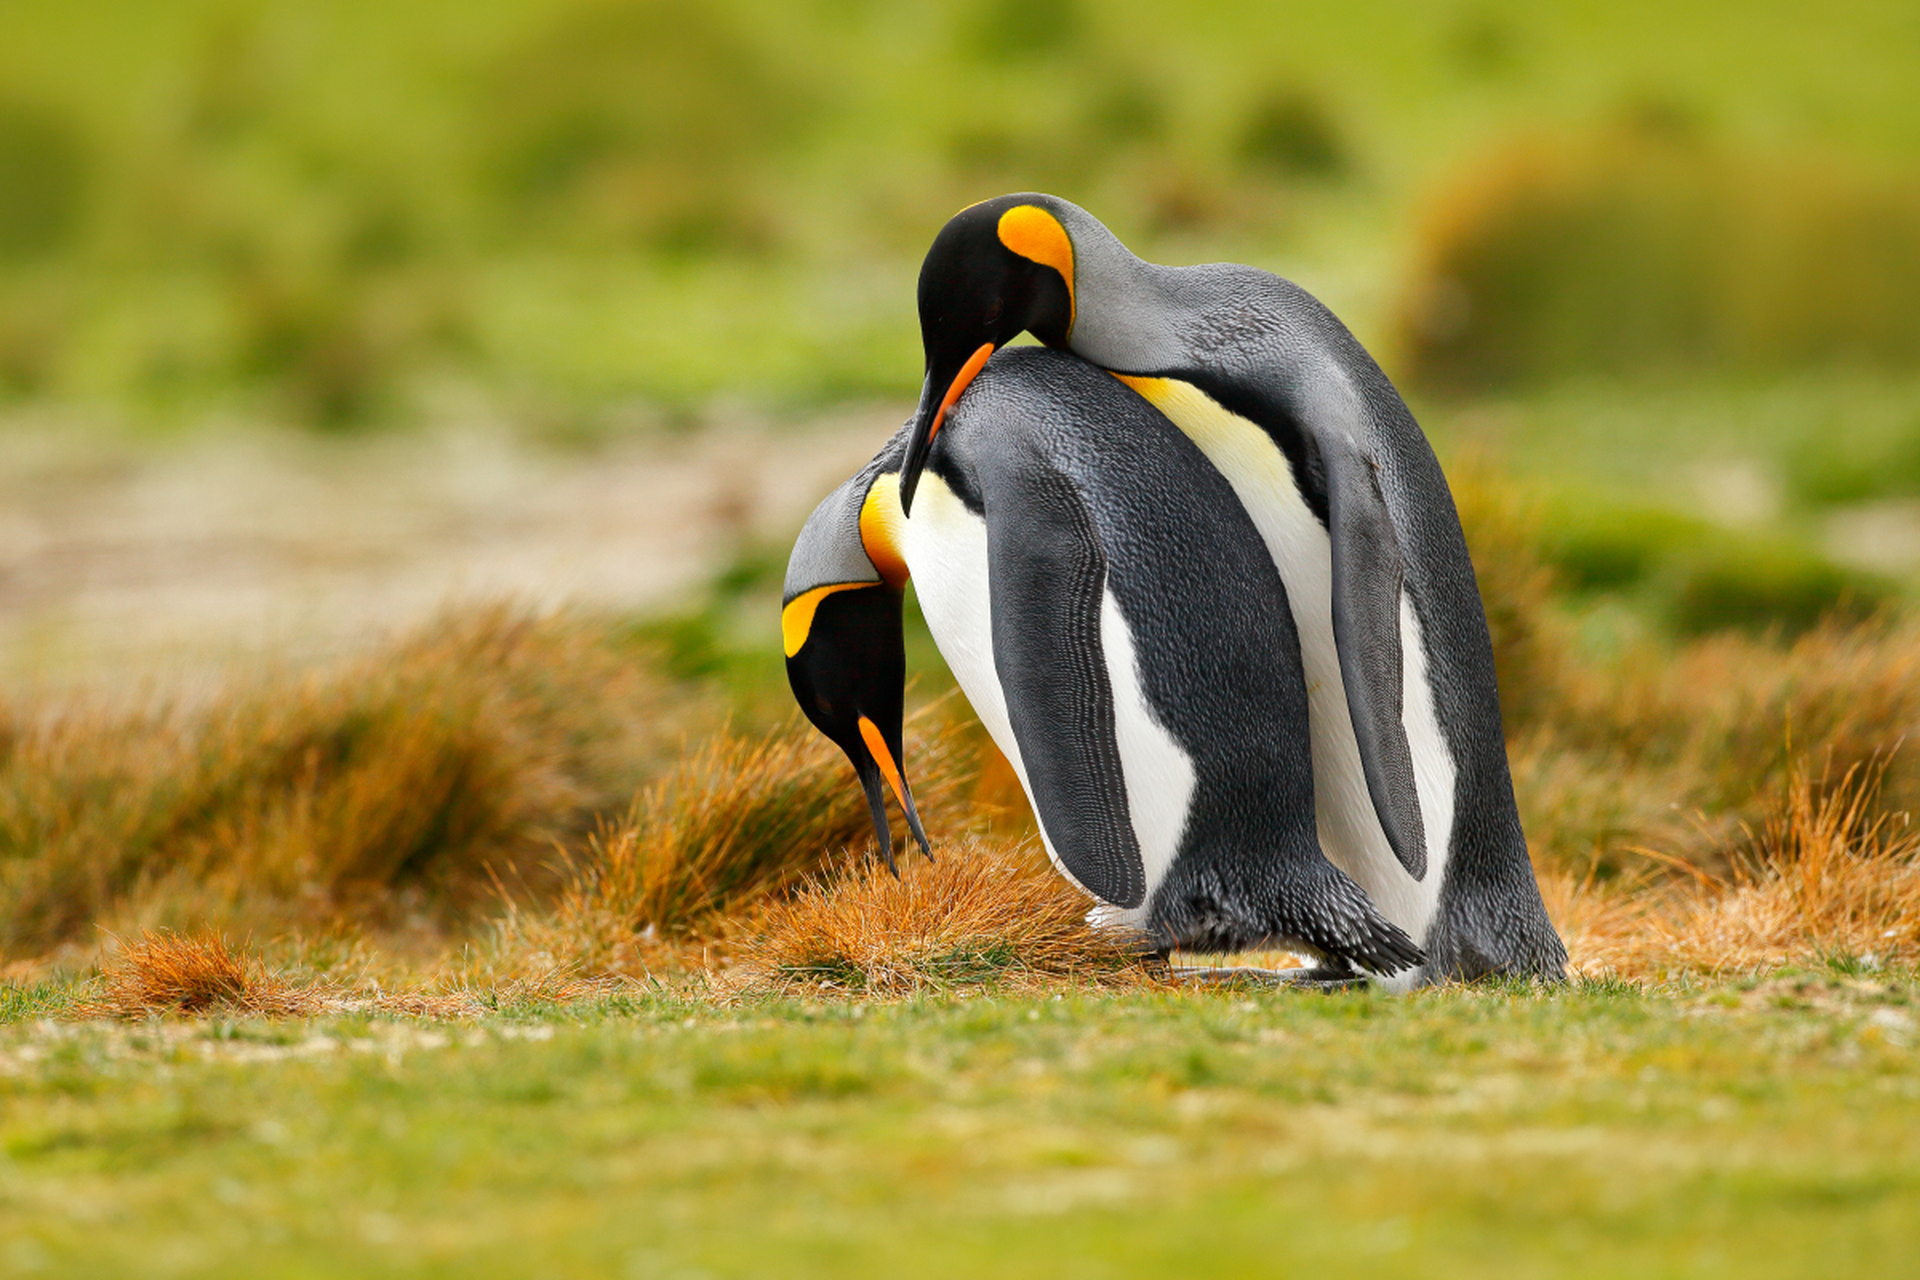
[1111,375,1457,949]
[896,473,1024,789]
[900,471,1194,919]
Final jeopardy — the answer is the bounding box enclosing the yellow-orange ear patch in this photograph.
[997,205,1075,329]
[782,582,869,657]
[860,473,911,589]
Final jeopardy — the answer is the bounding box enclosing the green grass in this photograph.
[2,977,1917,1277]
[1419,370,1920,503]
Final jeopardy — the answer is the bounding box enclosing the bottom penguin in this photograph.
[783,346,1422,982]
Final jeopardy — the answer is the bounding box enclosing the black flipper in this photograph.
[1325,444,1429,881]
[983,454,1147,909]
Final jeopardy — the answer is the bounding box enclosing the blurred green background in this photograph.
[3,0,1920,646]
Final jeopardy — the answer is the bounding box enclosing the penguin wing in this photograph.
[984,455,1148,910]
[1323,434,1430,882]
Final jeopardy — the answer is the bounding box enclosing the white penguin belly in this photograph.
[1116,376,1457,966]
[900,471,1194,915]
[897,473,1069,889]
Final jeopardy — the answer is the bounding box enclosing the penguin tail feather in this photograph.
[1347,914,1426,978]
[1280,863,1426,978]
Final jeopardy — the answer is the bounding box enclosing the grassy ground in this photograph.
[1,582,1917,1273]
[3,975,1916,1278]
[3,7,1919,1271]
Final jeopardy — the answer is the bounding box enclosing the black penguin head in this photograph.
[782,476,932,872]
[900,194,1077,513]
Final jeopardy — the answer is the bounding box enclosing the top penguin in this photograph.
[900,193,1566,984]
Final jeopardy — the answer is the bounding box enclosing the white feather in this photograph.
[898,473,1079,893]
[1096,585,1195,925]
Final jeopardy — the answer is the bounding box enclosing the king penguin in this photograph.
[784,346,1424,980]
[896,194,1566,986]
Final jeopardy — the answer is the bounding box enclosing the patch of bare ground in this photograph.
[0,412,897,691]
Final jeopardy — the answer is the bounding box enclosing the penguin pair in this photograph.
[884,194,1566,984]
[786,346,1423,980]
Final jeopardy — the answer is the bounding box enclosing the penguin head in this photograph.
[782,470,931,873]
[900,194,1077,513]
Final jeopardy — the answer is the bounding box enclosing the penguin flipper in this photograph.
[984,459,1148,910]
[1325,444,1430,881]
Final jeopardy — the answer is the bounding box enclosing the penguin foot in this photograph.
[1169,965,1367,992]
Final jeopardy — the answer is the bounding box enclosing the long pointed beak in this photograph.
[898,342,994,516]
[857,715,933,865]
[897,373,939,518]
[898,777,933,862]
[855,759,899,877]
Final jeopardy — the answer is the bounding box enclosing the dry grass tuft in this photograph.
[88,929,321,1018]
[1654,760,1920,974]
[725,836,1156,997]
[1548,758,1920,980]
[0,605,683,960]
[79,928,634,1020]
[543,710,982,970]
[1504,614,1920,882]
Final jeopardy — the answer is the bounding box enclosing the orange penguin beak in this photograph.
[898,342,994,515]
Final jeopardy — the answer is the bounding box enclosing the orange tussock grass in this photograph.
[1507,617,1920,882]
[0,605,682,960]
[1450,455,1920,883]
[1543,757,1920,981]
[85,929,322,1018]
[1654,758,1920,974]
[724,836,1156,997]
[542,710,983,970]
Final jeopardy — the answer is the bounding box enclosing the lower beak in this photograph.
[856,760,899,877]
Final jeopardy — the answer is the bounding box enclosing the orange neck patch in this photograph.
[996,205,1075,332]
[1112,372,1172,403]
[860,472,911,589]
